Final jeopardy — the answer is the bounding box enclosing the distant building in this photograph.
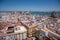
[51,11,60,18]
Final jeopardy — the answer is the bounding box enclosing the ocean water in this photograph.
[0,11,51,16]
[31,11,51,16]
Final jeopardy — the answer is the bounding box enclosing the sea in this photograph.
[30,11,51,16]
[0,11,51,16]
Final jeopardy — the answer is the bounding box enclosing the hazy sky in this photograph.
[0,0,60,11]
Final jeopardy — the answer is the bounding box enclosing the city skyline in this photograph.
[0,0,60,11]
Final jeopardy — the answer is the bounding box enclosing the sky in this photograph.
[0,0,60,11]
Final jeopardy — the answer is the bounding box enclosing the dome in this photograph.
[16,22,22,26]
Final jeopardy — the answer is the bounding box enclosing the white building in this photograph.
[1,15,10,21]
[14,22,27,40]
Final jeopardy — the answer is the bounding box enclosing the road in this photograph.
[41,28,60,39]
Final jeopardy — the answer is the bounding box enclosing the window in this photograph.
[17,27,20,30]
[15,28,17,31]
[15,27,20,31]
